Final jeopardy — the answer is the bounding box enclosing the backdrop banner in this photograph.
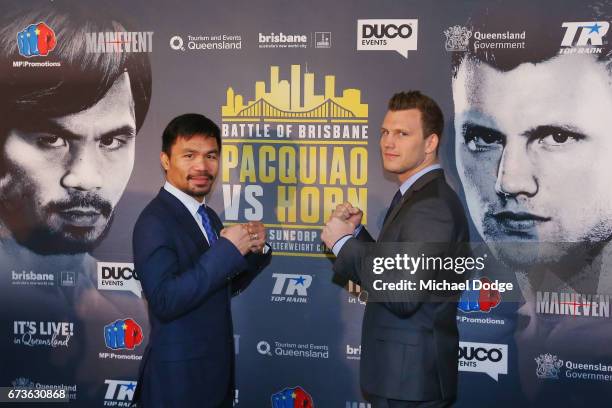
[1,0,611,406]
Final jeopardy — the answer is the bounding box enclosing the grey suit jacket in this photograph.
[334,169,469,401]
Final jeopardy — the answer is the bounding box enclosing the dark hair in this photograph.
[450,0,612,77]
[387,91,444,150]
[0,1,152,132]
[162,114,221,155]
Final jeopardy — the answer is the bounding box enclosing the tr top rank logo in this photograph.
[560,21,609,54]
[17,22,56,57]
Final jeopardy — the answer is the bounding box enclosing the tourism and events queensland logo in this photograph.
[271,386,313,407]
[220,64,369,257]
[17,22,56,57]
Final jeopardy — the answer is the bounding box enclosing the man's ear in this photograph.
[160,152,170,172]
[425,133,439,154]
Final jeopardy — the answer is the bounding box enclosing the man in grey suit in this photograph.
[322,91,469,408]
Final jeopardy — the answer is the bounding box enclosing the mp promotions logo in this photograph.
[444,25,472,51]
[357,19,418,58]
[17,22,56,57]
[560,21,609,54]
[535,354,564,379]
[103,318,143,350]
[271,386,314,408]
[271,273,312,303]
[458,277,501,313]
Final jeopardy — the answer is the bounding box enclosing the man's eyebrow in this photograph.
[462,121,505,140]
[522,124,587,140]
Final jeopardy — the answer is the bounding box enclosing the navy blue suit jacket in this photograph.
[132,188,270,407]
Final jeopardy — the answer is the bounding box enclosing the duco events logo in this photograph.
[271,273,313,303]
[103,318,143,350]
[458,341,508,381]
[357,19,418,58]
[103,380,136,407]
[13,321,73,348]
[257,340,329,359]
[271,386,313,407]
[221,64,368,257]
[97,262,142,297]
[560,21,609,54]
[85,31,153,53]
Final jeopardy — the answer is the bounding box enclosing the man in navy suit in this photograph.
[132,113,271,407]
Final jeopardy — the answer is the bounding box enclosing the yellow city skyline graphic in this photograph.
[222,65,368,122]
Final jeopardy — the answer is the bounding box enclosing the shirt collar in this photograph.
[163,181,206,217]
[399,163,442,196]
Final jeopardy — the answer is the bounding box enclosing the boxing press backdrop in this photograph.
[2,0,611,406]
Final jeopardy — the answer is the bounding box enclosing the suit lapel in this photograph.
[157,188,210,250]
[378,169,444,238]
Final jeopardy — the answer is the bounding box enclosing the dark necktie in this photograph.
[383,189,403,224]
[197,205,218,245]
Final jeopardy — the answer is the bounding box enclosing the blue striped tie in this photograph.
[197,205,217,245]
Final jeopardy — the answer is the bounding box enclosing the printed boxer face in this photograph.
[453,55,612,265]
[0,73,136,254]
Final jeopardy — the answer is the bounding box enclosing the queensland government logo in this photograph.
[444,25,472,51]
[220,64,368,257]
[271,386,313,407]
[560,21,609,54]
[536,354,564,379]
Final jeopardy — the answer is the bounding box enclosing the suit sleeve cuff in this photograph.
[332,234,352,256]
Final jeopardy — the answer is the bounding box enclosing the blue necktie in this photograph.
[383,190,403,224]
[197,205,218,245]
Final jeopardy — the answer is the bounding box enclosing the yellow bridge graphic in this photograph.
[232,98,359,119]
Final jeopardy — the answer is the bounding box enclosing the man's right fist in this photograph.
[220,224,251,255]
[331,202,363,230]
